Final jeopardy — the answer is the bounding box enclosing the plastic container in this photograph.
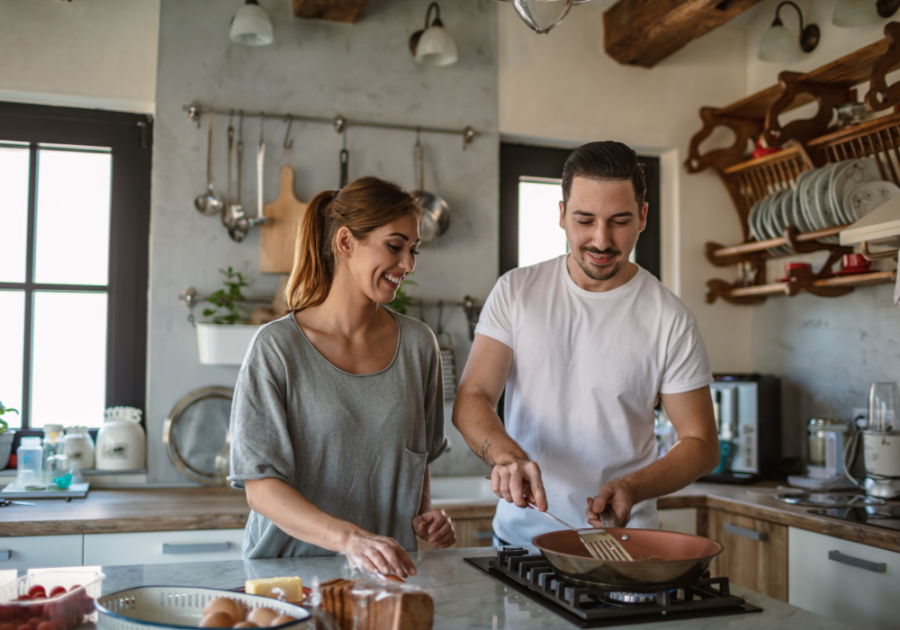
[42,424,64,485]
[96,586,311,630]
[0,568,105,630]
[196,323,260,365]
[16,436,44,489]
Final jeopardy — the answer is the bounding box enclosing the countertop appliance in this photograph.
[464,548,761,627]
[95,407,146,470]
[861,430,900,499]
[809,504,900,533]
[702,374,781,484]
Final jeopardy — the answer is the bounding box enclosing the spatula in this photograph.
[528,503,634,562]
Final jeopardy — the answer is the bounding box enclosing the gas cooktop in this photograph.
[464,548,761,628]
[809,503,900,532]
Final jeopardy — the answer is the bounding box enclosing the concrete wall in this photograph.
[147,0,497,483]
[745,0,900,458]
[497,2,754,373]
[0,0,158,112]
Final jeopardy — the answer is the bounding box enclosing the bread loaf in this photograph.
[317,579,433,630]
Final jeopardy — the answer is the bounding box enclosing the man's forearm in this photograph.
[452,386,529,466]
[618,436,719,505]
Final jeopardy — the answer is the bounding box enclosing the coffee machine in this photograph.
[702,374,782,483]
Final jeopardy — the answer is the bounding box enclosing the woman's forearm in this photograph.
[418,465,432,515]
[245,478,364,552]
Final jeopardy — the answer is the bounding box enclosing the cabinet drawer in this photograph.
[83,529,244,566]
[0,536,83,570]
[789,527,900,630]
[659,508,697,535]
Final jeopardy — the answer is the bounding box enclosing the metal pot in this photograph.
[413,134,449,246]
[532,529,723,592]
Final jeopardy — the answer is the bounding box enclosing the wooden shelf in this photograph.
[706,225,847,267]
[707,270,897,305]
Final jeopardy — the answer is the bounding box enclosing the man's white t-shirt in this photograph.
[475,255,713,545]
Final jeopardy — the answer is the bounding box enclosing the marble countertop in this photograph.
[86,546,851,630]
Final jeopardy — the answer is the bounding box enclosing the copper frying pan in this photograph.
[532,529,723,592]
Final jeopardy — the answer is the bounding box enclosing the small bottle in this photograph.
[16,437,44,489]
[42,424,64,485]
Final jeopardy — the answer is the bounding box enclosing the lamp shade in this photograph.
[415,25,458,66]
[230,1,274,47]
[758,23,799,62]
[832,0,879,27]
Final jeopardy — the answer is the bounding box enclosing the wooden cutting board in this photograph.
[260,165,308,273]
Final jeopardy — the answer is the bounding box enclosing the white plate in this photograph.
[814,163,841,229]
[831,158,882,224]
[762,191,781,240]
[755,194,773,240]
[844,181,900,221]
[747,198,765,241]
[791,173,815,232]
[799,166,824,231]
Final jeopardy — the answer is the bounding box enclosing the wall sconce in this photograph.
[833,0,899,27]
[230,0,274,46]
[409,2,458,67]
[758,1,819,62]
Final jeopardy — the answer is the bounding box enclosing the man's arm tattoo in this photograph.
[478,439,495,467]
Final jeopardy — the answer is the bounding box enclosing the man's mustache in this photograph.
[581,246,621,257]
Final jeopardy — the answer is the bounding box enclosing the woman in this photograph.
[229,176,454,576]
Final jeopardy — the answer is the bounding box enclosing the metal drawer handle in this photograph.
[828,550,887,574]
[724,522,768,542]
[0,550,10,561]
[162,542,230,555]
[474,530,493,540]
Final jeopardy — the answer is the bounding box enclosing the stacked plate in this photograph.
[747,157,899,250]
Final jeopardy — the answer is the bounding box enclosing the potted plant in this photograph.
[195,267,261,365]
[0,401,18,470]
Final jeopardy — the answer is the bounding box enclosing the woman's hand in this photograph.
[342,530,417,578]
[412,509,456,549]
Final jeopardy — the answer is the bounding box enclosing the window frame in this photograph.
[0,101,152,437]
[499,142,661,279]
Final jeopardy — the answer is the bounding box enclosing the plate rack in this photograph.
[687,22,900,305]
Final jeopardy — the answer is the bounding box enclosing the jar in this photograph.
[808,418,849,473]
[63,426,95,470]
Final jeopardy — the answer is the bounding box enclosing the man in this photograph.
[453,141,719,544]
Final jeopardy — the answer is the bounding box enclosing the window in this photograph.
[0,102,152,432]
[499,143,661,278]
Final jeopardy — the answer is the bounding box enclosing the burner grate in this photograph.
[464,548,762,628]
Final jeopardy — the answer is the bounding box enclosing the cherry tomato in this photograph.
[46,589,65,600]
[36,623,54,630]
[26,588,45,600]
[0,622,16,630]
[66,587,80,594]
[18,623,31,630]
[14,597,29,603]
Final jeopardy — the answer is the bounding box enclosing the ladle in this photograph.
[194,111,224,216]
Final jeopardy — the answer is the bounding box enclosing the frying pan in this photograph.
[532,529,722,592]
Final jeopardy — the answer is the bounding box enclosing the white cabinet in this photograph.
[83,529,245,566]
[789,527,900,630]
[658,508,697,535]
[0,535,83,570]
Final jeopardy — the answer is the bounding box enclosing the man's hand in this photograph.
[341,530,417,578]
[586,478,636,528]
[412,509,456,549]
[491,460,548,511]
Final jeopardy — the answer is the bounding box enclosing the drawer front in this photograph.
[83,529,244,566]
[658,508,697,535]
[789,527,900,630]
[0,535,83,570]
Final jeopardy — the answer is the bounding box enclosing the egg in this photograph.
[203,598,243,624]
[268,616,296,628]
[234,623,259,629]
[199,612,234,628]
[247,609,278,627]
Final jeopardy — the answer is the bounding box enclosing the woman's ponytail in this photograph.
[285,190,337,311]
[284,176,420,312]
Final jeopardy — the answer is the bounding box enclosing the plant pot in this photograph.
[196,323,260,366]
[0,431,15,470]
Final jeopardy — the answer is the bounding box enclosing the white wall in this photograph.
[0,0,159,112]
[497,2,754,373]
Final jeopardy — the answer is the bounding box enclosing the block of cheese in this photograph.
[245,576,304,603]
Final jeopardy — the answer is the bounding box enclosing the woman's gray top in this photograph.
[228,309,448,559]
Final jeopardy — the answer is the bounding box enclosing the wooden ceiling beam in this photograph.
[603,0,764,68]
[292,0,369,24]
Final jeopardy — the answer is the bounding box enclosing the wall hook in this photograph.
[283,114,294,149]
[334,116,345,134]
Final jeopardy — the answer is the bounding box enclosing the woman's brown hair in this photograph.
[285,175,420,311]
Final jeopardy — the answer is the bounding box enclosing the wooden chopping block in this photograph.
[260,164,308,273]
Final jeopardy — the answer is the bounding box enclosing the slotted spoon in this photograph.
[528,503,633,562]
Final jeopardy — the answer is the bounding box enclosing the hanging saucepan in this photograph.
[532,528,723,592]
[413,133,450,247]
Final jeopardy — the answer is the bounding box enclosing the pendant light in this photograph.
[230,0,274,47]
[497,0,593,35]
[409,3,458,67]
[758,1,819,62]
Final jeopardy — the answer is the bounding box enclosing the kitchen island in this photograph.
[84,546,851,630]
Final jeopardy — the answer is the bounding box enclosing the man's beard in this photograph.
[574,247,625,282]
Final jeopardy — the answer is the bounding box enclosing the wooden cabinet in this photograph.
[706,509,788,602]
[789,527,900,630]
[417,504,495,551]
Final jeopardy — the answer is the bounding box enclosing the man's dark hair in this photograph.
[561,141,646,207]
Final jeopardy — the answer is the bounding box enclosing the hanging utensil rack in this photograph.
[184,103,479,147]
